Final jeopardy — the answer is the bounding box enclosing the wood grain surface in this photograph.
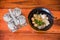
[0,0,60,11]
[0,0,60,40]
[0,9,60,40]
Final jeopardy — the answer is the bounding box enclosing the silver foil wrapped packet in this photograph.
[3,8,27,32]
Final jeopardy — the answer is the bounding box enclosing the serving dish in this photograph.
[28,7,54,31]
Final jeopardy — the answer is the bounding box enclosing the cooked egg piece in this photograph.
[34,24,38,27]
[37,15,42,20]
[46,17,48,20]
[40,14,47,19]
[32,21,35,24]
[38,26,42,29]
[38,25,46,29]
[33,14,37,18]
[31,17,34,21]
[42,19,50,26]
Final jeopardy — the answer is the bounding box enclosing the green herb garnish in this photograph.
[34,19,45,26]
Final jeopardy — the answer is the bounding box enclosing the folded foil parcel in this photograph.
[3,8,27,32]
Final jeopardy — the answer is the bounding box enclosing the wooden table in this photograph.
[0,0,60,40]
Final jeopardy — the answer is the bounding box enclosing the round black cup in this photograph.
[28,7,54,31]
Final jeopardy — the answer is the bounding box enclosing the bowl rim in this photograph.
[28,7,54,31]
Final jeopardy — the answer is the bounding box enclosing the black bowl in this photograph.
[28,7,54,31]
